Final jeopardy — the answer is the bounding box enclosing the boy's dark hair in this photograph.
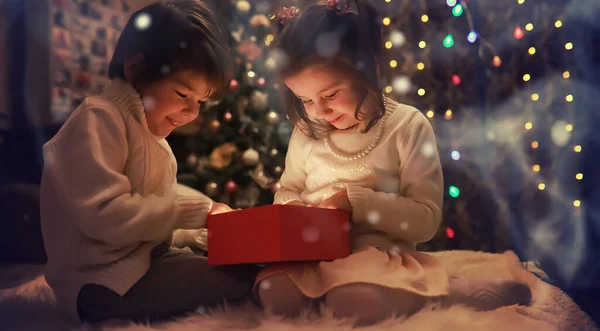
[275,0,384,139]
[109,0,232,100]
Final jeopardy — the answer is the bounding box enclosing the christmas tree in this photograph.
[171,0,587,257]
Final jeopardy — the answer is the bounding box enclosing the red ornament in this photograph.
[445,227,455,239]
[229,79,239,91]
[513,26,524,40]
[225,180,238,193]
[224,112,233,121]
[451,74,461,85]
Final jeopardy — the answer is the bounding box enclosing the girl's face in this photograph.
[135,70,210,137]
[284,64,368,130]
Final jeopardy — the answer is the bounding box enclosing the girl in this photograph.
[257,0,532,325]
[40,1,258,323]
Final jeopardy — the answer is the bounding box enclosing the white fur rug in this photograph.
[1,250,597,331]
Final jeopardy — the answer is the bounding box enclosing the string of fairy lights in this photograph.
[377,0,583,211]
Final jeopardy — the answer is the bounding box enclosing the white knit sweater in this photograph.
[274,98,444,252]
[40,79,213,318]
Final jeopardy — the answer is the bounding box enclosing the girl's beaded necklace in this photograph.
[323,97,390,161]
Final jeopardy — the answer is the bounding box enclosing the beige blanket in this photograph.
[0,250,597,331]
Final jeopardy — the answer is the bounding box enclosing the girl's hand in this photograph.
[319,190,352,213]
[209,202,234,215]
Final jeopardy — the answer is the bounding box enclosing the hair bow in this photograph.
[278,6,299,25]
[327,0,351,15]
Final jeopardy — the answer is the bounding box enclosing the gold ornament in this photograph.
[249,163,273,189]
[210,143,239,170]
[274,166,283,176]
[242,148,260,166]
[209,119,221,133]
[266,110,279,124]
[205,182,219,197]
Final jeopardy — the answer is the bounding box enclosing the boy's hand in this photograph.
[319,190,352,213]
[209,202,233,215]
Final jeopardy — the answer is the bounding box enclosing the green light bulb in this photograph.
[449,185,460,198]
[443,34,454,48]
[452,4,463,17]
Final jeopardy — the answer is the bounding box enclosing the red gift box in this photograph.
[207,205,351,265]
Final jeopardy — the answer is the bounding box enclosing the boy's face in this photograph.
[136,70,210,137]
[284,64,373,130]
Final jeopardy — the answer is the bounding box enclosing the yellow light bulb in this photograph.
[445,109,453,120]
[532,164,540,172]
[417,88,426,96]
[518,0,525,4]
[417,62,425,70]
[574,145,582,152]
[523,74,531,82]
[538,183,545,190]
[528,47,536,55]
[383,17,391,26]
[525,23,534,31]
[563,71,570,79]
[576,173,583,180]
[532,141,539,149]
[390,60,397,68]
[426,110,434,118]
[565,124,573,132]
[565,42,573,50]
[555,20,563,28]
[385,41,393,49]
[419,41,427,49]
[574,200,581,207]
[421,15,429,23]
[525,122,533,130]
[566,94,574,102]
[531,93,539,101]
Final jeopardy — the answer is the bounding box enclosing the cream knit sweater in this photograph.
[40,79,213,318]
[275,98,444,252]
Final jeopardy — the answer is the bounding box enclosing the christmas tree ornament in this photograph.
[186,153,198,168]
[210,143,239,170]
[229,79,239,92]
[224,112,233,122]
[242,148,260,166]
[249,163,273,189]
[250,14,270,27]
[274,166,283,176]
[249,90,269,111]
[236,0,251,13]
[225,180,238,193]
[209,119,221,133]
[266,110,279,124]
[205,182,219,197]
